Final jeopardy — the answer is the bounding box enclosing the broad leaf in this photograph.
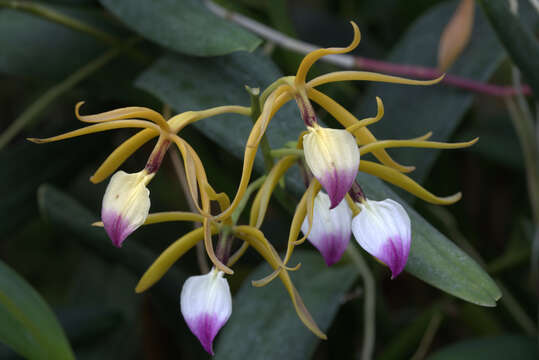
[215,250,357,359]
[136,50,501,306]
[0,139,95,237]
[0,260,74,360]
[479,0,539,98]
[0,5,117,79]
[426,335,538,360]
[354,0,507,184]
[99,0,261,56]
[37,184,186,301]
[135,51,300,159]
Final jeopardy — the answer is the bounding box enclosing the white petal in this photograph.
[303,125,359,208]
[351,199,411,278]
[301,192,353,265]
[180,268,232,355]
[101,170,153,247]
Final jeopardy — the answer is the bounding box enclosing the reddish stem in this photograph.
[355,57,532,97]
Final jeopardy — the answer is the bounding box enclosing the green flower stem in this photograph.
[270,148,304,158]
[345,244,375,360]
[505,88,539,225]
[246,86,274,173]
[0,38,140,149]
[231,176,266,225]
[410,312,444,360]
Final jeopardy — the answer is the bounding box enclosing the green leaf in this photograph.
[0,260,75,360]
[37,184,187,301]
[0,5,115,79]
[0,139,96,237]
[426,335,538,360]
[355,1,507,184]
[136,50,501,306]
[479,0,539,98]
[358,172,501,306]
[215,250,357,359]
[135,51,300,158]
[99,0,261,56]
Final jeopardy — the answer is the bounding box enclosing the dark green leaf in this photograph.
[0,5,116,79]
[99,0,261,56]
[355,1,507,184]
[135,51,300,159]
[0,260,75,359]
[136,50,501,306]
[37,184,186,301]
[215,250,357,359]
[426,335,538,360]
[358,172,501,306]
[0,139,96,237]
[479,0,539,98]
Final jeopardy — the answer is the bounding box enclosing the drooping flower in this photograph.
[180,268,232,355]
[301,192,352,266]
[351,199,411,278]
[101,169,154,247]
[303,124,360,208]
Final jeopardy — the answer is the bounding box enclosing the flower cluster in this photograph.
[29,22,476,355]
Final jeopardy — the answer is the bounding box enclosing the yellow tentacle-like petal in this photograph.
[307,71,444,88]
[233,225,327,339]
[214,90,292,221]
[359,137,479,156]
[90,128,159,184]
[169,134,213,218]
[204,218,233,274]
[27,120,162,144]
[166,111,198,133]
[227,241,250,267]
[359,160,462,205]
[345,96,384,133]
[92,211,204,227]
[256,84,293,144]
[204,183,231,214]
[135,225,218,293]
[284,180,321,265]
[144,211,205,224]
[250,155,298,228]
[295,22,360,86]
[307,88,415,173]
[76,101,170,131]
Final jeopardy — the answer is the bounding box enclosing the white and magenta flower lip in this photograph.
[101,170,154,247]
[180,268,232,355]
[301,192,352,266]
[351,198,411,278]
[303,125,359,209]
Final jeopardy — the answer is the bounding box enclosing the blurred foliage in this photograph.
[0,0,537,359]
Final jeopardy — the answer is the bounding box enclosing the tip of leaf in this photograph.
[26,137,43,143]
[91,221,103,227]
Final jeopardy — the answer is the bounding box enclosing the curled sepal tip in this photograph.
[352,199,411,278]
[180,268,232,355]
[303,124,359,208]
[101,170,154,247]
[301,192,352,266]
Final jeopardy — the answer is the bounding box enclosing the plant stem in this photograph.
[345,245,375,360]
[410,312,444,360]
[204,0,532,98]
[0,38,139,149]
